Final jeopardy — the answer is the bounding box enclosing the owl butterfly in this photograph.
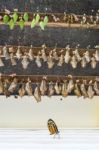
[47,119,60,138]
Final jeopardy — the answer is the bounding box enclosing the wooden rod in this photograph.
[0,12,99,29]
[0,75,98,83]
[0,45,97,56]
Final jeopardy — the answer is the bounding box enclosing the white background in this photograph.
[0,96,99,128]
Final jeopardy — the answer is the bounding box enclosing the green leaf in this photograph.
[39,21,45,30]
[43,16,48,26]
[3,15,10,24]
[12,12,18,23]
[8,19,15,30]
[23,12,29,22]
[31,18,36,28]
[18,19,24,29]
[35,14,40,24]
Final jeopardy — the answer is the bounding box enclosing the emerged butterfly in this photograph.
[47,119,60,138]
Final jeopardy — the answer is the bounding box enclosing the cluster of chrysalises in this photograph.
[0,75,99,101]
[0,9,99,30]
[63,11,99,26]
[0,44,99,69]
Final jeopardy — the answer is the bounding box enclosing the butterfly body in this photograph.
[47,119,59,136]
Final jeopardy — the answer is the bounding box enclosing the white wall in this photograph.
[0,96,99,128]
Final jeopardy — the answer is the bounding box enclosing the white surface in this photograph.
[0,129,99,150]
[0,96,99,128]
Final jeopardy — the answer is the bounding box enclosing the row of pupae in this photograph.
[0,45,99,69]
[0,75,99,101]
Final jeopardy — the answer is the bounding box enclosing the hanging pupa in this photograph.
[41,49,47,62]
[18,83,26,97]
[80,82,88,98]
[0,79,4,94]
[81,56,87,68]
[57,54,64,66]
[34,85,41,102]
[54,81,61,95]
[84,51,91,63]
[70,56,77,69]
[52,48,59,61]
[74,81,82,97]
[3,79,10,97]
[93,81,99,95]
[61,80,68,97]
[73,47,81,62]
[10,53,17,66]
[64,45,71,64]
[0,57,4,67]
[47,52,54,69]
[48,81,55,97]
[16,46,22,59]
[8,78,17,93]
[28,45,34,61]
[21,55,29,69]
[35,52,42,68]
[94,49,99,61]
[82,14,87,24]
[3,46,10,60]
[40,76,47,95]
[25,78,33,96]
[87,81,95,99]
[91,57,97,69]
[41,44,47,62]
[67,78,74,93]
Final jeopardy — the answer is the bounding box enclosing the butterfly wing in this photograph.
[47,119,59,135]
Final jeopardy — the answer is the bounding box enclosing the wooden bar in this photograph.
[0,74,98,83]
[0,45,97,56]
[0,12,99,29]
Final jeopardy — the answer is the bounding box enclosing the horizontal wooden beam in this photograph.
[0,45,97,56]
[0,12,99,29]
[0,74,98,83]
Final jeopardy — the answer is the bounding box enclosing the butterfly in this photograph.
[47,119,60,138]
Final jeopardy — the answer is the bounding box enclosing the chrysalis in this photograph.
[48,81,55,97]
[61,80,68,97]
[18,83,26,97]
[80,82,88,98]
[84,51,91,63]
[81,56,87,68]
[16,46,22,59]
[34,85,41,102]
[40,76,47,95]
[21,55,29,69]
[35,52,42,68]
[3,46,10,60]
[94,49,99,61]
[87,81,95,99]
[41,44,47,62]
[91,57,97,69]
[28,45,34,61]
[8,78,17,93]
[70,56,77,69]
[10,53,17,66]
[64,45,71,64]
[47,52,54,69]
[57,54,64,66]
[25,78,33,96]
[0,57,4,67]
[74,82,82,97]
[54,81,61,95]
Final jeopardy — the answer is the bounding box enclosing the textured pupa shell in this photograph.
[34,86,41,102]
